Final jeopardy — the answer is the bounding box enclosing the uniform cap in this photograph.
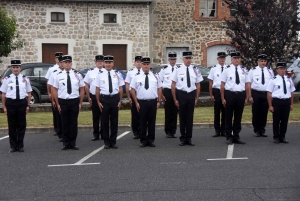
[141,57,151,63]
[257,54,268,60]
[182,51,193,58]
[58,55,63,62]
[217,52,226,58]
[11,60,21,66]
[168,52,177,59]
[95,55,104,61]
[62,55,72,62]
[276,62,287,68]
[231,51,241,58]
[104,55,114,62]
[135,56,143,61]
[55,52,63,57]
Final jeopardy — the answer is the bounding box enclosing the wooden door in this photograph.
[42,44,68,62]
[103,44,127,70]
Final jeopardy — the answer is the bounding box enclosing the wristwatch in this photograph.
[119,100,123,103]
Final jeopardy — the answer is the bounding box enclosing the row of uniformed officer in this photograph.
[94,55,124,149]
[1,60,32,152]
[84,55,105,141]
[52,55,85,150]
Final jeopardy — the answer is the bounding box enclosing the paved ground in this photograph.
[0,126,299,201]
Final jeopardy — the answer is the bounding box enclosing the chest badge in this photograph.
[278,86,280,89]
[230,77,232,80]
[181,78,183,81]
[140,82,142,86]
[257,78,259,81]
[217,74,219,77]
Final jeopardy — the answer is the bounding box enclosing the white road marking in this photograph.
[48,131,131,167]
[207,143,248,161]
[0,136,9,141]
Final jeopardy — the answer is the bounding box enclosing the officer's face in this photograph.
[217,57,226,65]
[64,61,72,71]
[168,58,176,66]
[58,61,64,69]
[105,61,114,71]
[276,67,286,76]
[257,59,267,67]
[135,60,142,69]
[142,62,150,73]
[231,57,241,66]
[95,60,104,68]
[11,65,21,75]
[182,57,192,67]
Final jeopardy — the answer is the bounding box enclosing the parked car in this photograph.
[286,58,300,91]
[0,62,55,104]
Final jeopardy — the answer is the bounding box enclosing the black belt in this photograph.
[101,94,118,98]
[138,99,157,102]
[252,89,267,93]
[225,90,245,94]
[163,88,171,90]
[212,88,220,91]
[6,98,26,101]
[58,98,79,101]
[176,89,196,94]
[273,98,290,101]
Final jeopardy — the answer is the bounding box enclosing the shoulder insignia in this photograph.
[22,75,26,78]
[213,65,216,68]
[89,68,94,71]
[129,69,133,71]
[273,76,276,79]
[99,70,103,74]
[6,75,10,79]
[53,69,57,73]
[227,65,231,68]
[58,71,62,74]
[267,66,271,69]
[163,66,168,69]
[252,67,256,69]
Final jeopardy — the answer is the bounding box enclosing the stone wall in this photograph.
[0,0,150,72]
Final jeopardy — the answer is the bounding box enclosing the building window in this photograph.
[51,12,65,22]
[104,14,117,23]
[200,0,216,18]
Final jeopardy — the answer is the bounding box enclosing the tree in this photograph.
[224,0,300,68]
[0,5,24,62]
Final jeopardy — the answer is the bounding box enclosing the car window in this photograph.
[33,67,48,77]
[21,68,32,76]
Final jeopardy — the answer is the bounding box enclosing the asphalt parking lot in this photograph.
[0,126,299,201]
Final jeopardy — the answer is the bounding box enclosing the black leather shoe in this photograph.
[104,144,110,149]
[92,137,99,141]
[234,140,246,144]
[140,143,147,147]
[61,146,68,150]
[212,133,220,137]
[220,133,226,137]
[274,139,280,144]
[148,143,156,147]
[179,142,185,146]
[9,148,17,153]
[59,138,64,142]
[186,141,195,146]
[53,132,58,136]
[70,146,79,150]
[166,133,173,138]
[133,135,140,139]
[110,144,118,149]
[18,148,24,152]
[255,132,261,137]
[227,139,233,145]
[280,139,289,143]
[171,134,177,138]
[261,133,268,137]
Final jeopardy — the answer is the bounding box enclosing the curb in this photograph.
[0,121,300,135]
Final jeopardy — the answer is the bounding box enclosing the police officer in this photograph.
[45,52,63,136]
[1,60,32,152]
[171,51,203,146]
[159,52,178,138]
[208,52,227,137]
[247,54,274,137]
[52,55,85,150]
[94,55,124,149]
[130,57,162,147]
[125,56,143,139]
[220,51,249,145]
[84,55,105,141]
[266,62,295,144]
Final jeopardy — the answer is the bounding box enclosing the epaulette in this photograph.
[273,76,276,79]
[89,68,94,71]
[129,69,133,71]
[99,70,103,74]
[22,75,26,78]
[213,65,216,68]
[163,66,168,69]
[252,67,256,69]
[58,71,62,74]
[136,72,140,75]
[53,70,58,73]
[267,66,271,69]
[115,70,118,72]
[5,75,10,79]
[227,65,231,68]
[193,66,198,69]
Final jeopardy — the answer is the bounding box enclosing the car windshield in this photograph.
[195,65,210,76]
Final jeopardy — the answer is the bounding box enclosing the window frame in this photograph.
[194,0,232,21]
[51,12,65,22]
[104,13,117,23]
[200,0,217,18]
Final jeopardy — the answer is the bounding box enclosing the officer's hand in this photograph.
[57,104,61,114]
[128,98,133,106]
[136,102,140,112]
[210,95,215,102]
[79,104,82,112]
[88,97,92,105]
[117,102,122,110]
[269,106,274,113]
[162,96,166,102]
[52,101,56,108]
[290,105,293,111]
[26,106,30,114]
[3,108,7,115]
[157,102,160,109]
[194,99,198,106]
[244,99,248,106]
[222,99,226,108]
[98,102,103,112]
[248,97,254,104]
[174,100,179,109]
[48,94,52,99]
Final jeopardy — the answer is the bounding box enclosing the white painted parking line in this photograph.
[207,144,248,161]
[48,131,131,167]
[0,136,9,141]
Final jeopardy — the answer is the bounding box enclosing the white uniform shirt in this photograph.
[53,69,85,99]
[125,67,143,90]
[93,70,124,95]
[84,67,104,95]
[0,73,32,99]
[208,64,227,89]
[45,64,59,80]
[220,64,249,91]
[48,68,63,86]
[266,75,295,99]
[130,71,162,100]
[247,66,274,91]
[171,64,203,93]
[158,64,177,89]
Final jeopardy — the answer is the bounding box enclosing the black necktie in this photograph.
[108,71,113,93]
[261,69,265,85]
[221,66,224,73]
[67,72,72,94]
[145,73,149,90]
[235,67,240,84]
[138,69,140,74]
[187,67,191,88]
[172,67,174,72]
[282,76,287,94]
[16,76,20,100]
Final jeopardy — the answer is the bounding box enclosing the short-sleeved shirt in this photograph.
[48,68,63,86]
[0,73,32,99]
[266,75,295,99]
[45,64,59,80]
[125,67,143,90]
[93,70,124,95]
[247,66,274,91]
[171,64,203,93]
[83,67,104,95]
[220,64,249,91]
[158,64,177,89]
[130,71,162,100]
[53,69,85,99]
[207,64,227,89]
